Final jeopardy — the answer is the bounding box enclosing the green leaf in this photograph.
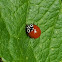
[0,0,62,62]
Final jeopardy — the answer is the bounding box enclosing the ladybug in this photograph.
[26,24,41,39]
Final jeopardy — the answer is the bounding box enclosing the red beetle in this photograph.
[26,24,41,39]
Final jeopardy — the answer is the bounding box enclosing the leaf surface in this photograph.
[0,0,62,62]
